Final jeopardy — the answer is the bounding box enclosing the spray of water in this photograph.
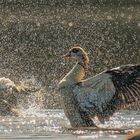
[14,76,46,117]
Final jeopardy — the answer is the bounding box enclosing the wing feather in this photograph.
[74,64,140,123]
[130,86,139,98]
[126,87,137,101]
[103,64,140,111]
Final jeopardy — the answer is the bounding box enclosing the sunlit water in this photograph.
[0,109,140,140]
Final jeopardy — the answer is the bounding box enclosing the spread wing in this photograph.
[73,64,140,122]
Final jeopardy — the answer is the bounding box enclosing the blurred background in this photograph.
[0,0,139,109]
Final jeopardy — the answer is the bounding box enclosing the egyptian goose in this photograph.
[58,46,140,127]
[0,77,37,93]
[0,77,38,116]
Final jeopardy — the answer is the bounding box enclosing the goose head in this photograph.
[63,47,89,64]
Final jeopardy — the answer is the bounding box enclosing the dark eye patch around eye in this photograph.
[72,49,79,53]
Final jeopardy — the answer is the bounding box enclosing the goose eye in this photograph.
[72,49,79,53]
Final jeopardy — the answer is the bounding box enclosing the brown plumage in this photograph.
[58,46,140,127]
[0,77,38,116]
[0,77,38,94]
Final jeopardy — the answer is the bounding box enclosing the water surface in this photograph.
[0,109,140,140]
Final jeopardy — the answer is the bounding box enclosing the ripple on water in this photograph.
[0,110,139,140]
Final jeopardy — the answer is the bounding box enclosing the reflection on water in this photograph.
[0,109,140,140]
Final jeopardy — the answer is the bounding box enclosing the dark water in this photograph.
[0,109,140,140]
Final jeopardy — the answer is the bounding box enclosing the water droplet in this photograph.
[68,22,73,27]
